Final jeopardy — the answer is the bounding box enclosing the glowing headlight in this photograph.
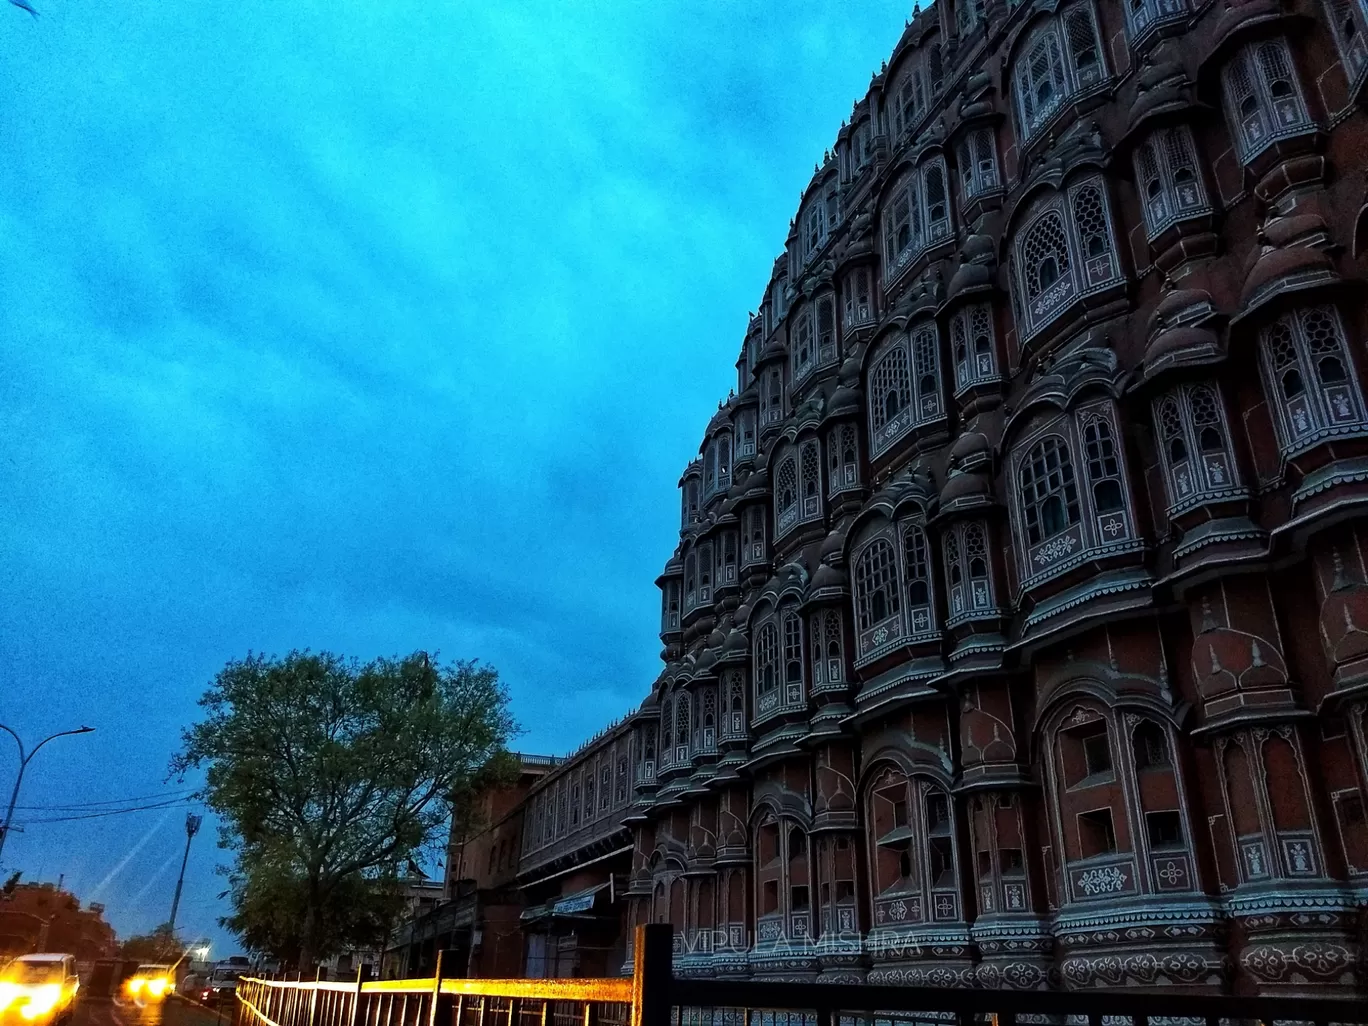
[126,977,146,993]
[19,984,61,1019]
[0,983,19,1010]
[147,978,169,996]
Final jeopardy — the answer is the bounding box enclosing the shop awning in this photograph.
[519,903,551,922]
[550,882,611,916]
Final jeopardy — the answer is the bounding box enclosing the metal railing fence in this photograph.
[235,927,1368,1026]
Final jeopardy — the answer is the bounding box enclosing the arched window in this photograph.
[782,606,804,704]
[1020,436,1081,545]
[1013,178,1122,340]
[776,454,800,535]
[683,552,697,611]
[1221,39,1312,164]
[721,530,738,585]
[882,158,955,280]
[957,128,1000,201]
[755,622,780,713]
[1133,126,1210,239]
[853,536,903,656]
[827,424,860,495]
[737,408,757,458]
[763,368,784,426]
[674,693,690,760]
[800,439,822,521]
[817,297,837,364]
[820,610,843,686]
[912,325,943,421]
[682,478,700,528]
[1124,0,1187,43]
[1258,306,1368,455]
[716,432,732,490]
[703,441,716,494]
[1082,416,1124,515]
[1325,0,1368,84]
[903,523,937,639]
[700,688,717,752]
[869,336,914,455]
[843,267,873,325]
[791,306,815,382]
[743,505,766,565]
[951,303,998,391]
[1012,4,1106,141]
[946,521,994,617]
[1152,382,1241,513]
[1021,211,1074,311]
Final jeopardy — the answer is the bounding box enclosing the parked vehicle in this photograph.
[198,966,243,1008]
[123,964,174,1003]
[0,953,80,1024]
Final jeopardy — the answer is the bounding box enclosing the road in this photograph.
[72,996,233,1026]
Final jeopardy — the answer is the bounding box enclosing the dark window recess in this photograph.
[1146,810,1183,850]
[926,792,950,834]
[893,799,909,828]
[836,836,851,851]
[1132,722,1169,770]
[898,849,913,879]
[790,885,810,910]
[820,882,831,904]
[977,850,992,878]
[929,836,955,885]
[1079,808,1118,858]
[762,880,779,914]
[1000,847,1025,875]
[1083,730,1113,778]
[836,879,856,902]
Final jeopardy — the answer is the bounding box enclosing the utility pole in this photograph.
[0,724,95,868]
[168,811,202,932]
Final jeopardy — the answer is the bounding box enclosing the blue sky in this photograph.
[0,1,912,954]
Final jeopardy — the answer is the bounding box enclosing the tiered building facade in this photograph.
[516,0,1368,994]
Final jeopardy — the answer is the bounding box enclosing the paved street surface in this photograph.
[73,997,232,1026]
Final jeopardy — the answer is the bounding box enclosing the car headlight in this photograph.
[0,983,18,1010]
[127,978,145,992]
[147,978,168,997]
[19,985,61,1019]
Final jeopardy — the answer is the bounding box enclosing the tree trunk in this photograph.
[298,885,320,973]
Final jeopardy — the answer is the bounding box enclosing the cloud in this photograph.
[0,0,909,947]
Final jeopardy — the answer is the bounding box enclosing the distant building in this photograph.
[0,883,116,961]
[385,754,559,979]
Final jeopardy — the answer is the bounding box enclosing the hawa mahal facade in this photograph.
[512,0,1368,995]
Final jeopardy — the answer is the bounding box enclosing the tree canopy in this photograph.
[172,650,516,968]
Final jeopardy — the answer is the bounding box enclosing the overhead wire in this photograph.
[7,787,199,812]
[14,797,202,824]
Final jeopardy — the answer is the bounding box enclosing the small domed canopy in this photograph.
[818,527,848,565]
[948,428,992,470]
[1123,53,1190,139]
[939,466,993,509]
[1136,285,1224,386]
[1238,214,1337,316]
[807,561,848,596]
[829,382,862,417]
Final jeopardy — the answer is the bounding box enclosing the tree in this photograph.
[172,650,516,968]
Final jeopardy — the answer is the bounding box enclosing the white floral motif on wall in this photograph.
[1076,865,1127,895]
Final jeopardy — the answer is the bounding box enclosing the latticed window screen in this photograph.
[869,339,912,442]
[1133,126,1208,238]
[1125,0,1187,40]
[1014,4,1106,140]
[957,0,986,34]
[1022,211,1072,303]
[952,304,997,390]
[1221,38,1312,163]
[755,623,779,698]
[776,455,799,534]
[903,524,935,637]
[912,327,942,420]
[964,522,992,606]
[923,160,951,241]
[958,128,999,199]
[844,267,872,324]
[817,298,836,362]
[1154,383,1240,511]
[823,610,843,683]
[854,538,902,630]
[792,309,814,379]
[1082,416,1125,513]
[1020,436,1081,544]
[744,505,766,562]
[1259,306,1368,454]
[783,610,804,700]
[801,440,822,520]
[1325,0,1368,81]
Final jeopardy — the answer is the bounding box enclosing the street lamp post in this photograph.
[167,811,202,932]
[0,724,95,867]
